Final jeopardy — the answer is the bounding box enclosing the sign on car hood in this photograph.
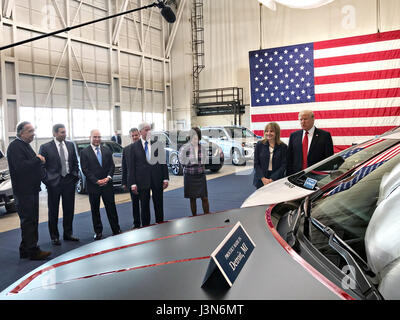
[241,177,313,208]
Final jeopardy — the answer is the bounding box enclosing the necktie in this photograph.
[96,146,102,166]
[59,142,67,177]
[302,131,309,170]
[144,141,149,161]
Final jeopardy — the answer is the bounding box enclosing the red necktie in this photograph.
[302,131,309,170]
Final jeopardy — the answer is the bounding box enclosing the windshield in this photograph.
[103,142,123,153]
[76,141,123,155]
[225,127,256,139]
[308,145,400,271]
[288,138,398,190]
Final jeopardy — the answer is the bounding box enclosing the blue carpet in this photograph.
[0,171,255,292]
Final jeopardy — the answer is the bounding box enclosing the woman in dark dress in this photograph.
[179,127,210,216]
[253,122,288,189]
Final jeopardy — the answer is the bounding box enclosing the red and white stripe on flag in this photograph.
[250,30,400,153]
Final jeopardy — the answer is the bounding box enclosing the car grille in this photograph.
[114,167,122,175]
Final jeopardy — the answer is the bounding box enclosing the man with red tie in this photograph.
[287,110,334,176]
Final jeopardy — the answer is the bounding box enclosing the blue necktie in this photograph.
[96,146,102,166]
[144,141,149,161]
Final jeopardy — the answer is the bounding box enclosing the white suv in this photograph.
[201,126,261,165]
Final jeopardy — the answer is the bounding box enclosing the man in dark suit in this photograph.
[111,130,122,145]
[80,129,121,240]
[128,123,169,227]
[287,110,334,176]
[39,124,80,246]
[7,121,51,260]
[122,127,141,229]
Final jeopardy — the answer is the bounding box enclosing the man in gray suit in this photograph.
[39,124,80,246]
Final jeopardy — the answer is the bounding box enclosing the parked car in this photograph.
[151,130,224,176]
[200,126,261,166]
[0,150,16,214]
[73,140,123,194]
[241,128,400,208]
[2,143,400,300]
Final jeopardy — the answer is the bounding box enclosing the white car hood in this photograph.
[0,179,12,192]
[241,177,314,208]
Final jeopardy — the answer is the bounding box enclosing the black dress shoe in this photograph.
[94,233,102,241]
[52,239,61,246]
[113,229,122,236]
[30,250,51,260]
[63,235,80,241]
[20,252,29,259]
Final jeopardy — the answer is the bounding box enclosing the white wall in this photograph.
[0,0,174,151]
[170,0,400,129]
[170,0,193,130]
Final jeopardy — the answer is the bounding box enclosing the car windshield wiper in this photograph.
[285,197,310,248]
[309,216,383,300]
[285,207,302,248]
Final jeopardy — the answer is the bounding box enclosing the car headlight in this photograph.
[213,147,222,158]
[0,170,10,181]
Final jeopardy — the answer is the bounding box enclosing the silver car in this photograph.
[0,150,16,214]
[201,126,261,166]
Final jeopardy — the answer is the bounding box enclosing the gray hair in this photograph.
[16,121,31,138]
[90,129,101,136]
[52,123,66,134]
[129,127,139,134]
[138,122,151,131]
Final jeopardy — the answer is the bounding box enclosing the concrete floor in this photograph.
[0,162,254,233]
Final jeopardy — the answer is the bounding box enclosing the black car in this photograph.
[152,130,224,175]
[73,140,123,194]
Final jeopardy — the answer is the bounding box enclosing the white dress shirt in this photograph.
[302,125,316,152]
[91,143,112,180]
[268,146,274,171]
[141,137,151,157]
[54,138,69,174]
[131,137,168,189]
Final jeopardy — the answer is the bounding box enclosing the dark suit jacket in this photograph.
[127,140,169,190]
[253,141,287,188]
[39,140,79,188]
[7,138,43,195]
[111,135,122,145]
[80,145,115,194]
[287,127,334,176]
[122,142,134,187]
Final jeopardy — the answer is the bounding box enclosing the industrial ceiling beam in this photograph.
[165,0,186,58]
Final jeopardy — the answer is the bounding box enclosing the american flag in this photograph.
[340,138,384,159]
[249,30,400,153]
[324,144,400,197]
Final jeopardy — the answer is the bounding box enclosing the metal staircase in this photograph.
[194,87,245,125]
[191,0,205,107]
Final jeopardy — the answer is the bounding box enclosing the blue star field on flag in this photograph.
[249,43,315,107]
